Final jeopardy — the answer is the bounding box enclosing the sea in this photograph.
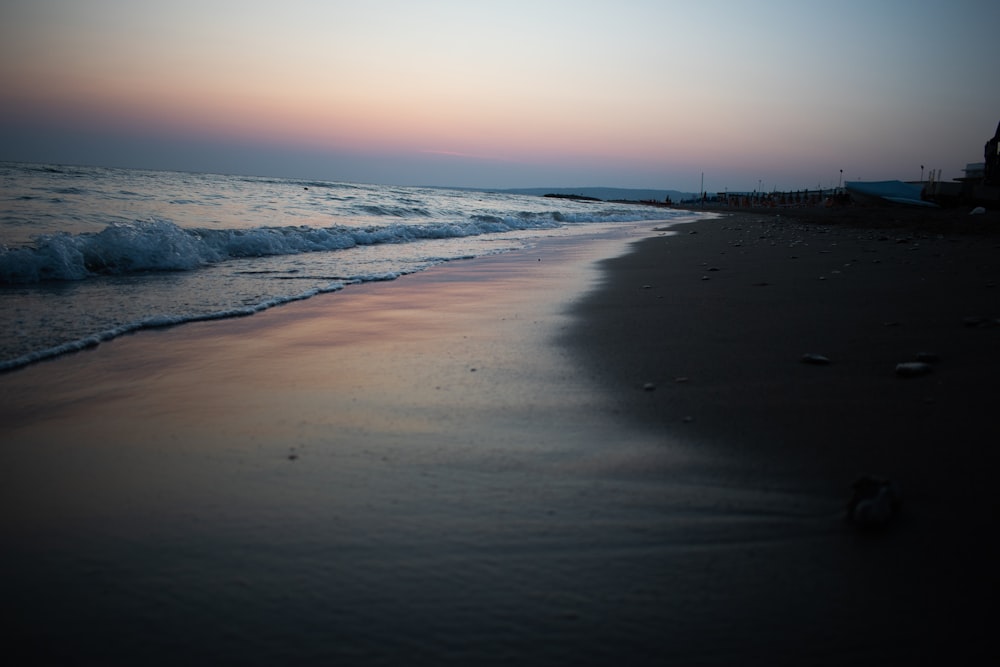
[0,161,689,372]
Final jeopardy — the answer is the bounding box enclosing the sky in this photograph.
[1,0,998,192]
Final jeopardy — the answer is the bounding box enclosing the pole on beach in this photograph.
[700,172,704,207]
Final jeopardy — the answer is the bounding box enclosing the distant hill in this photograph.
[494,187,695,203]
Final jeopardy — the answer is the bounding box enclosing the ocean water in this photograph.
[0,162,688,371]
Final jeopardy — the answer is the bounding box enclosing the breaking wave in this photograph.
[0,207,668,284]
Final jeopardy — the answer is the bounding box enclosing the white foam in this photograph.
[2,205,684,285]
[1,164,697,371]
[0,281,348,373]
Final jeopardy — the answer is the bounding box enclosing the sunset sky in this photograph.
[2,0,998,191]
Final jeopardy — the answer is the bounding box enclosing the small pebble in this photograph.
[643,382,656,391]
[801,353,831,365]
[846,475,901,528]
[895,362,932,377]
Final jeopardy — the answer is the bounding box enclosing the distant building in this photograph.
[985,121,1000,186]
[962,162,985,181]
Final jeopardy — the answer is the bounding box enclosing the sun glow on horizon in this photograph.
[2,0,998,189]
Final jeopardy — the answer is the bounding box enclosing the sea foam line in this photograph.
[0,281,349,374]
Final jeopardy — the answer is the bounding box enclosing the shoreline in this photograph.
[3,210,997,663]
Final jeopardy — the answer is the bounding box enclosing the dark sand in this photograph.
[564,206,1000,662]
[2,208,998,664]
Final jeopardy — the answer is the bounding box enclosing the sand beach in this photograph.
[2,207,998,665]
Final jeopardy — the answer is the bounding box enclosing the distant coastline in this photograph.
[494,186,695,204]
[542,192,600,201]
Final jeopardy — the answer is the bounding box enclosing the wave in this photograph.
[1,219,209,282]
[352,204,433,218]
[1,206,676,284]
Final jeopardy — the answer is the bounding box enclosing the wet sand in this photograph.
[2,209,998,664]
